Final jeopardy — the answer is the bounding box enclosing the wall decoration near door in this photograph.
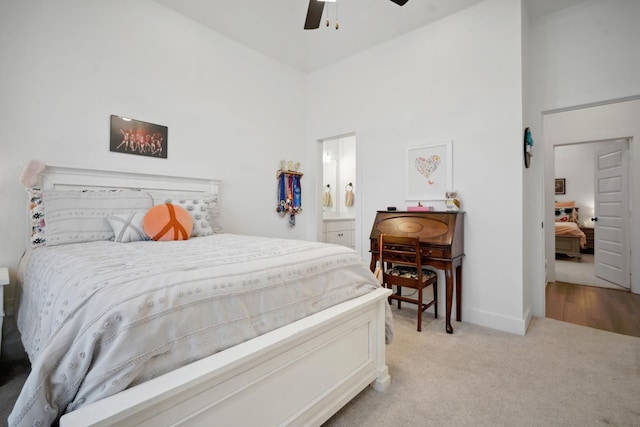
[110,115,168,159]
[405,140,453,201]
[523,127,533,168]
[277,162,303,226]
[555,178,566,195]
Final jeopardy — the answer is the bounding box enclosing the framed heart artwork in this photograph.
[405,140,453,201]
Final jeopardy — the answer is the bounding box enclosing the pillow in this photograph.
[148,191,222,234]
[143,203,193,241]
[42,190,153,246]
[27,188,46,247]
[555,207,576,222]
[163,198,214,237]
[107,213,149,243]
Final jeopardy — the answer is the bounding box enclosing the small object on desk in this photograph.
[407,205,433,211]
[445,191,461,211]
[387,206,397,211]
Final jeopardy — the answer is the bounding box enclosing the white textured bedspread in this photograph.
[11,234,388,427]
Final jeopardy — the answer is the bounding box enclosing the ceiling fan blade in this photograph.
[304,0,325,30]
[389,0,409,5]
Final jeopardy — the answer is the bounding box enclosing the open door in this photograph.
[594,139,630,289]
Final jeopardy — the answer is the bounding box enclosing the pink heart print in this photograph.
[415,155,441,184]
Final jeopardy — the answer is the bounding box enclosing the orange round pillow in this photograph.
[143,203,193,241]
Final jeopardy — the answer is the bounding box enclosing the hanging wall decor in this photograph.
[110,115,168,159]
[276,161,303,226]
[524,127,533,168]
[405,140,453,201]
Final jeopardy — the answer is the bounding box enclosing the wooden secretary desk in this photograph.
[369,210,465,333]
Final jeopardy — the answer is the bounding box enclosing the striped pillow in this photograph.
[107,213,149,242]
[42,190,152,246]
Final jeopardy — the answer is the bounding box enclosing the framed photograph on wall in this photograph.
[555,178,566,195]
[110,115,168,159]
[405,140,453,201]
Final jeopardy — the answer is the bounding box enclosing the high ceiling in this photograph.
[153,0,588,73]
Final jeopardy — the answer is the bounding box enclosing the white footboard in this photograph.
[60,288,391,427]
[556,235,582,260]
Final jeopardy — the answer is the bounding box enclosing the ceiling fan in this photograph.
[304,0,410,30]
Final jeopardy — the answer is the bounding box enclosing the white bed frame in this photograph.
[555,235,582,260]
[33,165,391,427]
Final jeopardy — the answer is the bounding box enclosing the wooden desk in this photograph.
[369,211,464,333]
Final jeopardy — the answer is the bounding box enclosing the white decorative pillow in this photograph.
[555,207,576,223]
[148,191,222,235]
[42,190,153,246]
[165,199,214,237]
[27,188,46,247]
[107,213,149,242]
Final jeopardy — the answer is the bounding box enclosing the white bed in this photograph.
[10,166,392,427]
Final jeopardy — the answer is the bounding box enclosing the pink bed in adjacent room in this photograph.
[554,202,586,259]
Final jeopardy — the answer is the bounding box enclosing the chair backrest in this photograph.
[378,233,422,271]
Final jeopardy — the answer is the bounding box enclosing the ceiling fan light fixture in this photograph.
[305,0,408,30]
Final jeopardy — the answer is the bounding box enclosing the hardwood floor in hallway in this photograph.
[546,281,640,338]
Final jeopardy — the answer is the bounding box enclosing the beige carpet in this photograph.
[324,307,640,427]
[555,254,626,290]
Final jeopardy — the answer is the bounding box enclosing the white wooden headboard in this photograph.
[39,165,221,195]
[27,165,222,247]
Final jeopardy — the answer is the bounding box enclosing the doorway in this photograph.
[553,140,630,290]
[319,134,358,250]
[542,98,639,297]
[542,98,640,336]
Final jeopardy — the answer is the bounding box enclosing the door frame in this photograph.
[542,98,640,302]
[552,139,630,288]
[315,131,362,254]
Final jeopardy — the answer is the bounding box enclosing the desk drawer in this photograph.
[420,248,446,258]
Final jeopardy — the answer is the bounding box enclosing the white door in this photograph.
[594,140,630,288]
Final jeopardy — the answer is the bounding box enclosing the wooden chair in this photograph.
[378,233,437,331]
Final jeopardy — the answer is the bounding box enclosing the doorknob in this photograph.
[591,217,598,222]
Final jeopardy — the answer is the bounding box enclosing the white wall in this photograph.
[0,0,307,358]
[0,0,307,266]
[307,0,527,334]
[527,0,640,315]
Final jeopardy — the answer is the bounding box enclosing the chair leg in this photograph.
[417,287,422,331]
[433,281,438,319]
[397,285,401,309]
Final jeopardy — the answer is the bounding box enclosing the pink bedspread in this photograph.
[555,222,586,248]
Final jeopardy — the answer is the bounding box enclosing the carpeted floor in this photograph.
[1,360,30,427]
[555,254,625,290]
[3,309,640,427]
[324,307,640,427]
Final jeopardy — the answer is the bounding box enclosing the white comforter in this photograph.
[10,234,388,427]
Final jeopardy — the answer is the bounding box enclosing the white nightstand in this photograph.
[0,267,9,355]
